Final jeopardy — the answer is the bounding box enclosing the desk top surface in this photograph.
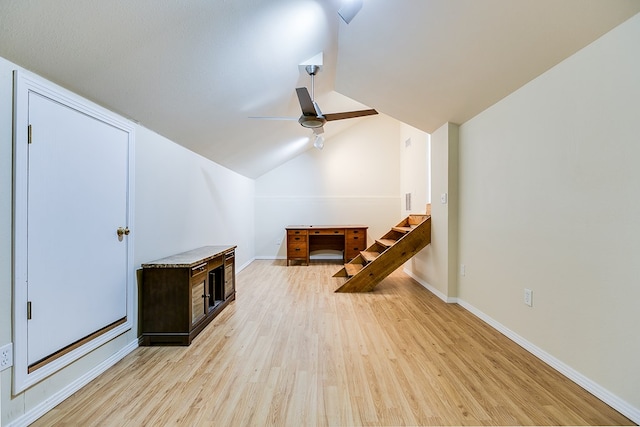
[286,225,367,230]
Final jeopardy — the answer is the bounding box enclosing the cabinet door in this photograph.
[224,253,235,299]
[191,278,207,325]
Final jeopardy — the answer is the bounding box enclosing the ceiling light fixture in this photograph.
[313,135,324,150]
[338,0,363,24]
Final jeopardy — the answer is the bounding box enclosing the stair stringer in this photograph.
[334,216,431,292]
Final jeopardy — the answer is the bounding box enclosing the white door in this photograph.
[26,91,130,365]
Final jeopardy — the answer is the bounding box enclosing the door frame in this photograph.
[12,70,136,394]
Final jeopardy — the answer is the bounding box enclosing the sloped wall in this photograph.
[0,57,255,426]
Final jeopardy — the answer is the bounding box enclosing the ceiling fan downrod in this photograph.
[305,65,319,101]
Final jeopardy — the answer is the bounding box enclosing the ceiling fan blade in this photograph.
[296,87,318,116]
[248,116,298,121]
[324,109,378,122]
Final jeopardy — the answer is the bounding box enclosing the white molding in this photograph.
[7,339,139,427]
[254,195,401,200]
[12,69,137,394]
[253,256,344,261]
[403,267,458,303]
[456,298,640,425]
[236,258,255,273]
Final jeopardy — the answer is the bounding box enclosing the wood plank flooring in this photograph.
[33,260,632,426]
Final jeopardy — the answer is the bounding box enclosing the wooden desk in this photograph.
[286,225,367,266]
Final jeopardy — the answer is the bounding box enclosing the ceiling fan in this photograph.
[250,65,378,135]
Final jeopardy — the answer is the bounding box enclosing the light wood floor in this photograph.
[34,260,632,426]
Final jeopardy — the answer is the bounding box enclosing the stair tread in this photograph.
[360,251,380,262]
[376,238,397,247]
[335,215,431,293]
[392,226,415,233]
[344,263,364,277]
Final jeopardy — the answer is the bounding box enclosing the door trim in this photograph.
[12,69,136,394]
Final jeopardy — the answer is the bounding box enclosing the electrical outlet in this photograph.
[524,289,533,307]
[0,343,13,370]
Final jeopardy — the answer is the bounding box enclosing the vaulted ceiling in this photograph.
[2,1,639,178]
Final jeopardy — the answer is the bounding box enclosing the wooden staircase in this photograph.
[333,214,431,292]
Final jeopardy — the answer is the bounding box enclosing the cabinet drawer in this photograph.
[287,229,308,237]
[309,228,344,235]
[191,262,207,277]
[208,256,223,271]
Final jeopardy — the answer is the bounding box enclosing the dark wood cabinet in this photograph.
[140,245,236,346]
[286,226,367,265]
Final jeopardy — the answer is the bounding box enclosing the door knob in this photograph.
[116,227,130,237]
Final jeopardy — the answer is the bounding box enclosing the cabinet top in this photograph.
[141,245,236,268]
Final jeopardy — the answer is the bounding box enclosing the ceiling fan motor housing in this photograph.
[299,115,326,128]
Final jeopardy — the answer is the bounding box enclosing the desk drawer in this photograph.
[346,228,364,238]
[287,229,308,237]
[287,234,307,245]
[345,240,364,251]
[309,228,344,236]
[287,242,308,255]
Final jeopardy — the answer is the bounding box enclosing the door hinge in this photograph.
[28,124,32,144]
[27,301,32,320]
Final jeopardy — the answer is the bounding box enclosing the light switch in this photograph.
[440,193,448,204]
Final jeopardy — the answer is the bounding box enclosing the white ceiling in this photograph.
[1,1,639,178]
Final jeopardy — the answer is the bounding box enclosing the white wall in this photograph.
[134,127,255,269]
[406,123,459,301]
[458,13,640,417]
[255,114,401,259]
[399,123,429,217]
[0,57,256,426]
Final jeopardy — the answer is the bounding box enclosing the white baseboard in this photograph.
[8,339,139,427]
[254,255,344,261]
[403,267,458,303]
[455,299,639,424]
[403,266,638,424]
[236,257,255,273]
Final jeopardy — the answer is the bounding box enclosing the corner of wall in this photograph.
[409,122,459,299]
